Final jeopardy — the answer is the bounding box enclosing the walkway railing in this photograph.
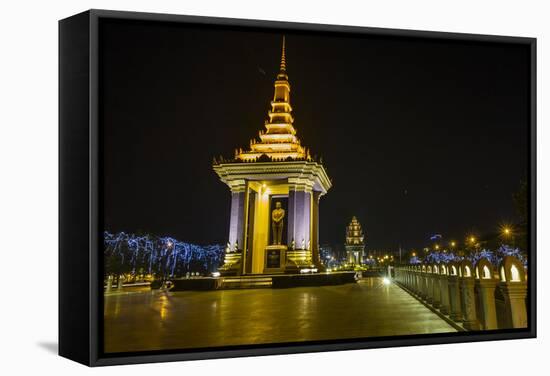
[394,256,528,330]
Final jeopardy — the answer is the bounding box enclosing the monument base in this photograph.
[284,249,315,274]
[170,271,358,291]
[264,245,287,274]
[218,251,243,276]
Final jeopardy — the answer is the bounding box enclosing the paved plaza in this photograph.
[104,277,456,353]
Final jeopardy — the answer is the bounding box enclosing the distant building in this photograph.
[319,244,333,261]
[345,216,366,265]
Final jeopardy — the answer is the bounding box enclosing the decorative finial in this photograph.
[280,36,286,72]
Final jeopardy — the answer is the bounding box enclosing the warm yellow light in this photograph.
[434,244,439,250]
[503,227,511,235]
[234,47,312,163]
[412,252,416,257]
[450,241,456,247]
[469,236,476,243]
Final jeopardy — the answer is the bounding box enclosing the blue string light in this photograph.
[103,231,224,277]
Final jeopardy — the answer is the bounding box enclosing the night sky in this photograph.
[100,18,529,250]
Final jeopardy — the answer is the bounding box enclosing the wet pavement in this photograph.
[104,277,456,353]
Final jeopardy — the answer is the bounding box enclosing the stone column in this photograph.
[425,265,434,304]
[219,180,246,276]
[414,267,421,295]
[117,274,124,289]
[499,256,528,329]
[419,265,428,300]
[448,264,463,322]
[286,179,314,272]
[431,265,441,308]
[227,181,247,251]
[286,185,311,249]
[500,283,528,328]
[474,259,498,330]
[439,264,450,315]
[311,191,321,268]
[476,280,498,330]
[460,261,480,330]
[106,275,113,293]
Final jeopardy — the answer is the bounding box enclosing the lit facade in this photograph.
[213,37,332,275]
[345,216,366,265]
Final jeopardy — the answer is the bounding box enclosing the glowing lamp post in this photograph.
[501,225,515,247]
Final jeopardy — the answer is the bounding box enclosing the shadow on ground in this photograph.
[37,341,58,354]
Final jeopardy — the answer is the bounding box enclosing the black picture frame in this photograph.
[59,9,537,366]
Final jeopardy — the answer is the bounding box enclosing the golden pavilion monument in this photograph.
[213,37,332,275]
[345,216,366,265]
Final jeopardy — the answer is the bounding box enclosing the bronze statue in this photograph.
[271,201,285,245]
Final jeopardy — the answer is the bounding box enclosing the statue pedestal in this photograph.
[263,245,287,274]
[219,251,243,276]
[285,249,314,274]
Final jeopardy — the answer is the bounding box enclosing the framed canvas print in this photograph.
[59,9,536,366]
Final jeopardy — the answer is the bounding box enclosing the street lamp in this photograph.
[464,235,478,257]
[500,224,515,247]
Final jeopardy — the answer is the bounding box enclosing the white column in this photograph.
[498,256,528,329]
[439,264,450,315]
[227,181,247,251]
[448,263,463,322]
[475,259,498,330]
[432,265,441,309]
[460,261,480,330]
[425,265,434,304]
[287,179,313,249]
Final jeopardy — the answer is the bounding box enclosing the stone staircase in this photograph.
[220,276,273,289]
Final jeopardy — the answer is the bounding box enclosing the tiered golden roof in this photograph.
[346,216,365,245]
[235,37,311,162]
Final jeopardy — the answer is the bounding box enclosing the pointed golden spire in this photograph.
[280,36,286,72]
[234,36,312,162]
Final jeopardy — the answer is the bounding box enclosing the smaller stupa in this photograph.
[345,216,366,265]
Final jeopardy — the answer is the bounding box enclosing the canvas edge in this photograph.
[58,8,537,367]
